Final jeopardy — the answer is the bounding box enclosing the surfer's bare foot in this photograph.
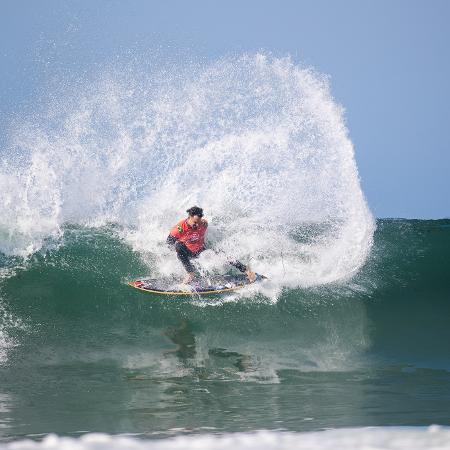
[246,270,256,283]
[183,273,196,284]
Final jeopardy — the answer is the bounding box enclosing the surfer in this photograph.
[167,206,256,284]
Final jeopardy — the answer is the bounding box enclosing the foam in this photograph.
[1,427,449,450]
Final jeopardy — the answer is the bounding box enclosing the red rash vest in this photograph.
[169,219,208,253]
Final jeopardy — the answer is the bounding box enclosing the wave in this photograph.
[2,53,448,386]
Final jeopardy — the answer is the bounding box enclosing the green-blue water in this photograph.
[0,219,449,442]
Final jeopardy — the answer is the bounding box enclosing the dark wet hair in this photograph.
[186,206,203,217]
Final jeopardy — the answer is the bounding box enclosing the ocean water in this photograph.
[0,55,449,448]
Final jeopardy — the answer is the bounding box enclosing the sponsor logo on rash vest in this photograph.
[169,219,207,253]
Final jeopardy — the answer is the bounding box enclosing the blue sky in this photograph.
[1,0,449,218]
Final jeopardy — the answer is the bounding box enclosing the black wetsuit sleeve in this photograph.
[229,260,247,273]
[167,235,177,248]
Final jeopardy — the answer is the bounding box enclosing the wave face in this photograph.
[0,220,449,440]
[0,54,373,288]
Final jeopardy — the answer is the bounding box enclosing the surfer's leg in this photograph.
[175,242,195,273]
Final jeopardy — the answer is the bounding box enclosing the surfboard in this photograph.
[128,273,266,296]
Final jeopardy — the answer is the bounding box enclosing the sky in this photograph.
[1,0,449,218]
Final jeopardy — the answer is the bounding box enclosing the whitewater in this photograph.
[1,427,450,450]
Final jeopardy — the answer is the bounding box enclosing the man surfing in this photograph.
[167,206,256,284]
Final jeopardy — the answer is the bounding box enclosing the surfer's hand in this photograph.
[246,270,256,283]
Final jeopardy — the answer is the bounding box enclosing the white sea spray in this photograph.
[0,54,374,290]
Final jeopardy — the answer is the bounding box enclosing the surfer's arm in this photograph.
[167,223,183,248]
[228,261,257,282]
[229,260,247,272]
[166,235,178,248]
